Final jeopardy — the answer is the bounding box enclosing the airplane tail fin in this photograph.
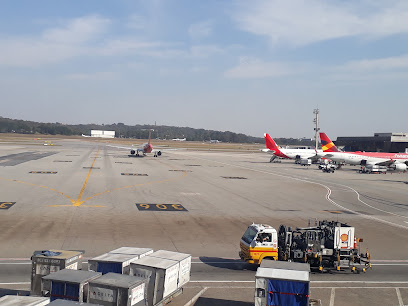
[320,132,339,152]
[264,133,281,153]
[148,130,151,145]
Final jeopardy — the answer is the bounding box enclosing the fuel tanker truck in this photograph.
[239,220,371,272]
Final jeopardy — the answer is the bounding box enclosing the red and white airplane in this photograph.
[319,132,408,171]
[263,133,320,162]
[109,130,163,157]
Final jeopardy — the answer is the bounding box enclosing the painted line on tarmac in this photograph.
[71,148,100,206]
[190,155,408,230]
[183,287,208,306]
[396,288,404,306]
[329,288,335,306]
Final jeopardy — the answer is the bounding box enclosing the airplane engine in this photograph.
[390,163,407,172]
[157,151,162,156]
[360,159,367,166]
[130,150,136,155]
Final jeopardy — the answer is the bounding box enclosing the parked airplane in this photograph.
[108,130,164,157]
[172,138,186,141]
[319,132,408,171]
[263,133,320,162]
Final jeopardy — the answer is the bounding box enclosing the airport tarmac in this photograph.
[0,139,407,305]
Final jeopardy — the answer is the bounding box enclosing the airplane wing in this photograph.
[107,144,142,150]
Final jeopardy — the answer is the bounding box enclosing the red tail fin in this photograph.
[320,132,339,152]
[264,133,281,152]
[148,130,151,145]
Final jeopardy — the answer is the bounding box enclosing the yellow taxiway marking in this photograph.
[0,177,73,201]
[70,149,100,206]
[0,153,189,208]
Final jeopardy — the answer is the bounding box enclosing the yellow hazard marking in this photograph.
[321,210,342,214]
[71,149,100,206]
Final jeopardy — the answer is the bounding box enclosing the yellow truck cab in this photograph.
[239,223,278,264]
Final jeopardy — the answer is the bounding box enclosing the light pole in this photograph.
[313,108,320,150]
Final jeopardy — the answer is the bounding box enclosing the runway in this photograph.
[0,138,407,305]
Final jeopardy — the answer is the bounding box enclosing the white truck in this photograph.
[239,220,371,272]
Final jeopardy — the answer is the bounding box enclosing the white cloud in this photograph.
[65,72,116,80]
[232,0,408,46]
[224,57,298,79]
[339,54,408,72]
[190,45,223,58]
[99,39,163,56]
[0,15,110,67]
[188,20,213,39]
[43,15,111,44]
[0,39,86,67]
[328,54,408,82]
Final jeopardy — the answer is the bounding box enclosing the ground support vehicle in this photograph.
[359,165,388,174]
[300,159,312,166]
[239,220,371,273]
[319,163,337,173]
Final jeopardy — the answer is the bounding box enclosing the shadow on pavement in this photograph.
[199,257,257,271]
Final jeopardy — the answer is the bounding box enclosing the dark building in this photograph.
[335,133,408,153]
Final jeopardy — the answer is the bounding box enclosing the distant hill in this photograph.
[0,116,314,145]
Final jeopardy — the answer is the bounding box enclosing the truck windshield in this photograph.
[242,226,257,244]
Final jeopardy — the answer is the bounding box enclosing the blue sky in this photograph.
[1,0,408,138]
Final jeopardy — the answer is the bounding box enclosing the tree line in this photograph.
[0,116,315,145]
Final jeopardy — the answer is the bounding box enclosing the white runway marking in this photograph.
[396,287,404,306]
[329,288,335,306]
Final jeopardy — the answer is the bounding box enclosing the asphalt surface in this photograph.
[0,139,408,305]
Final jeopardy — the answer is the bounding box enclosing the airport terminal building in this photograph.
[335,133,408,153]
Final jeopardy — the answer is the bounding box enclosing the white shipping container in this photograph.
[88,273,147,306]
[88,253,141,275]
[148,250,191,288]
[130,256,179,306]
[255,262,310,306]
[108,247,153,258]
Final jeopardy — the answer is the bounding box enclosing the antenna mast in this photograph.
[313,108,320,150]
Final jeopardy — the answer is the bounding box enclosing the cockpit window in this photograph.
[242,226,258,244]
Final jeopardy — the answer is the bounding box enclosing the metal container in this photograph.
[0,295,49,305]
[108,247,153,258]
[255,261,310,306]
[88,273,148,306]
[42,269,102,302]
[130,256,179,306]
[47,300,98,305]
[148,250,191,288]
[31,250,84,296]
[88,253,141,275]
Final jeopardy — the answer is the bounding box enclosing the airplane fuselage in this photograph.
[319,151,408,166]
[272,149,321,160]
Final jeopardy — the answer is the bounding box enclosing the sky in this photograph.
[1,0,408,138]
